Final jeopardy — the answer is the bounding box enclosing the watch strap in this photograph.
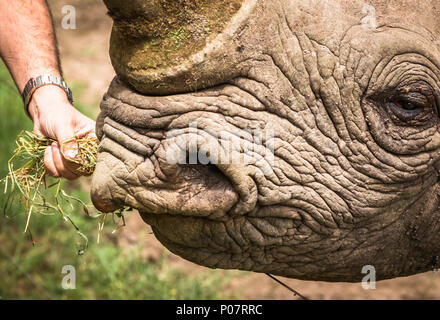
[22,74,74,118]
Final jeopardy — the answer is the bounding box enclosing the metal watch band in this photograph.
[22,74,74,118]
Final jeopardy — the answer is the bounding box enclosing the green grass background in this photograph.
[0,62,232,300]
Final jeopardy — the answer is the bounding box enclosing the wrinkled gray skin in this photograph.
[91,0,440,282]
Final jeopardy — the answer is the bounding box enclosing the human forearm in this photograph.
[0,0,96,180]
[0,0,61,92]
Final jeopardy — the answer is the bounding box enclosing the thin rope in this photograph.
[266,273,308,300]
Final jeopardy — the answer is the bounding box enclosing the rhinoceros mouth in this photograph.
[91,77,273,218]
[91,110,265,219]
[91,128,244,219]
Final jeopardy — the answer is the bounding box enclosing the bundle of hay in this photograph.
[2,131,127,254]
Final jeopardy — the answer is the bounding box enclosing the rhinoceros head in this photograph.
[91,0,440,282]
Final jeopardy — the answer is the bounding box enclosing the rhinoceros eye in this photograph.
[392,99,423,112]
[386,91,436,123]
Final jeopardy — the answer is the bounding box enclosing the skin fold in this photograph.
[91,0,440,282]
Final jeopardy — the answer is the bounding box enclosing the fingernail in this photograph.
[62,140,79,160]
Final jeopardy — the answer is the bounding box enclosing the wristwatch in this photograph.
[22,74,74,118]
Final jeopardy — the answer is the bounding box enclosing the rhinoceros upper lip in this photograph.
[103,122,260,218]
[96,132,242,218]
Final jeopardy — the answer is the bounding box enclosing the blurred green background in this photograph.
[0,62,232,299]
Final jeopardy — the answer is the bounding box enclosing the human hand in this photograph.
[28,85,96,180]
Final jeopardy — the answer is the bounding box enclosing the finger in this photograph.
[53,125,79,162]
[50,143,79,180]
[33,127,43,137]
[55,141,82,174]
[76,128,96,139]
[60,137,79,162]
[44,146,61,178]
